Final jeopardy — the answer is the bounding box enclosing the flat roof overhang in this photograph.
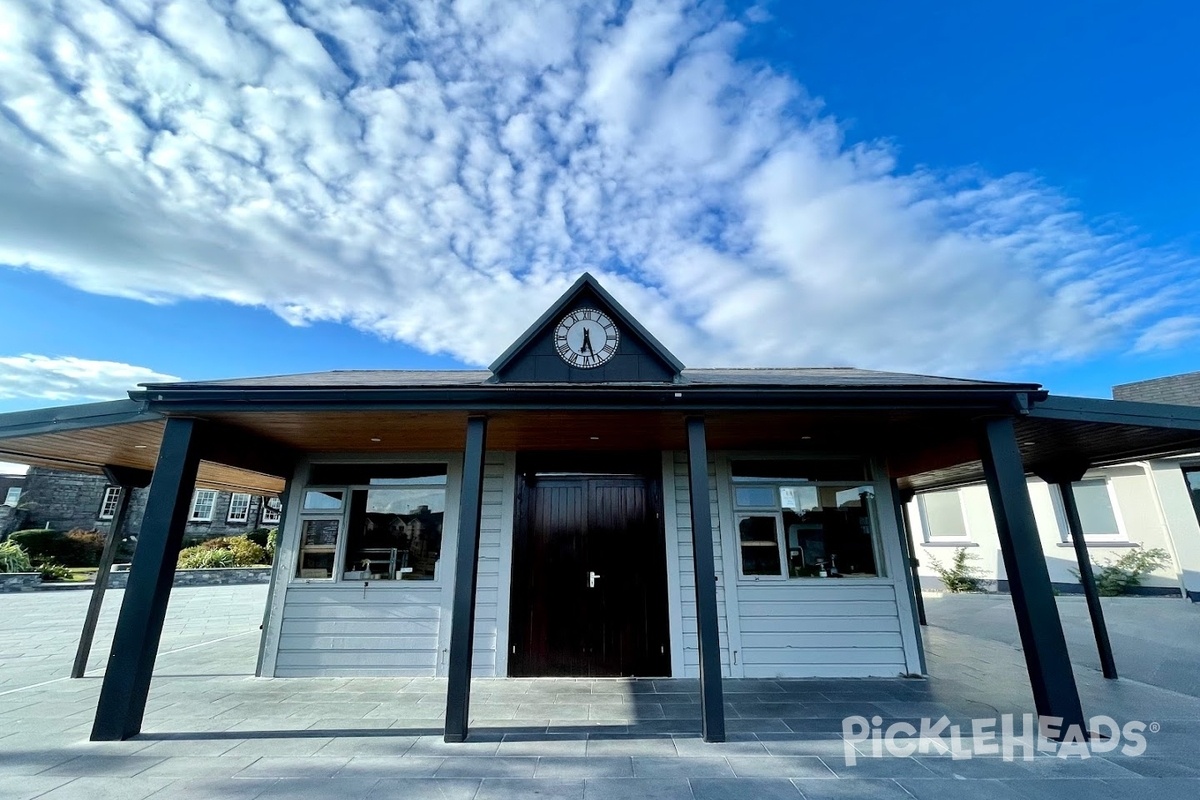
[2,390,1199,496]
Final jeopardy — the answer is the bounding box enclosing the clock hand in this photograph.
[580,328,593,355]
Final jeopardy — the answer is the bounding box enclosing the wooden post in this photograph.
[91,419,202,741]
[980,418,1084,735]
[685,417,725,743]
[444,416,488,743]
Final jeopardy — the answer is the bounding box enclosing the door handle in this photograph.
[588,571,601,588]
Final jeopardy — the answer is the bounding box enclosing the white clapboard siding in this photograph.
[276,584,444,677]
[274,452,511,678]
[733,583,908,677]
[671,452,732,678]
[470,453,510,677]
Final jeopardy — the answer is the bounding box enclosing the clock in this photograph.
[554,308,619,369]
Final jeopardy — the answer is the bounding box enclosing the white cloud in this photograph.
[0,355,178,402]
[0,0,1196,375]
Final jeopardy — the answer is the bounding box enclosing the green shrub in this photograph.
[38,561,72,582]
[928,547,990,593]
[177,547,235,569]
[0,540,32,573]
[1077,547,1172,596]
[195,535,267,566]
[246,528,270,549]
[9,527,104,567]
[266,528,278,558]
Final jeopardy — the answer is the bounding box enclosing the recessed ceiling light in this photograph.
[370,437,382,443]
[589,436,600,440]
[133,445,147,449]
[800,436,812,441]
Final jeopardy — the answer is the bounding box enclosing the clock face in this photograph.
[554,308,619,369]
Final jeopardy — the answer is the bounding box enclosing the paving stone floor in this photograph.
[1,586,1199,798]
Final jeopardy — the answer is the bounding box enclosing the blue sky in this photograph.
[1,0,1198,419]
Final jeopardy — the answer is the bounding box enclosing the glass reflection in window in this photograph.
[342,478,446,581]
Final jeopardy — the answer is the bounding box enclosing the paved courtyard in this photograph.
[1,585,1199,799]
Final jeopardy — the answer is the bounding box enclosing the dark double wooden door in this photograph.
[510,475,671,677]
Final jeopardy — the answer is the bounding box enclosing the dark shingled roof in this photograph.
[141,367,1038,391]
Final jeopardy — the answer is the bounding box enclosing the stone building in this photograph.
[1,466,281,544]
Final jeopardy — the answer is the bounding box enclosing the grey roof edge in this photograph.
[1030,394,1200,432]
[486,273,686,375]
[0,399,159,441]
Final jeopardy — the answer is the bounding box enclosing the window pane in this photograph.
[783,483,879,577]
[922,491,967,539]
[739,516,782,576]
[1185,469,1200,524]
[303,490,344,510]
[191,490,217,520]
[296,518,340,579]
[342,486,446,581]
[3,487,20,506]
[732,459,866,482]
[1073,480,1119,536]
[308,463,447,485]
[734,486,777,507]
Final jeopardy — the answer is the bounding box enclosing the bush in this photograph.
[1078,546,1172,596]
[9,527,104,567]
[38,561,72,582]
[178,547,235,569]
[0,540,32,573]
[179,535,266,567]
[246,528,271,549]
[266,528,278,558]
[928,547,990,593]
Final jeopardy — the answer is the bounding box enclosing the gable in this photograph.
[490,274,684,384]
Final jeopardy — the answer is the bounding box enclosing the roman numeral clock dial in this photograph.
[553,308,619,369]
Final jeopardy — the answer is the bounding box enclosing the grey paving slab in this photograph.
[632,756,734,777]
[252,777,384,800]
[435,755,538,777]
[725,756,836,778]
[790,778,913,800]
[234,755,353,778]
[136,754,260,778]
[475,778,585,799]
[332,755,445,778]
[691,777,803,799]
[897,778,1024,800]
[534,757,634,778]
[365,778,481,799]
[145,778,277,799]
[0,776,77,800]
[34,775,177,800]
[582,778,695,800]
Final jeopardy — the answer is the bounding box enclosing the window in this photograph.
[1065,479,1124,541]
[3,487,21,507]
[291,464,449,582]
[226,493,252,523]
[261,497,282,525]
[917,490,970,542]
[189,489,218,522]
[98,486,121,519]
[1185,468,1200,525]
[731,460,881,579]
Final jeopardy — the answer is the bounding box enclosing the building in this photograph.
[2,273,1200,745]
[908,370,1200,601]
[0,466,282,543]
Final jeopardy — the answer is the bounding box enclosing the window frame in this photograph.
[916,489,974,546]
[189,489,219,522]
[1057,477,1128,544]
[98,486,122,520]
[289,463,451,585]
[226,492,252,523]
[3,486,21,507]
[260,497,282,525]
[729,470,884,581]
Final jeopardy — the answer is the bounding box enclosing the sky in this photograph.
[1,0,1199,436]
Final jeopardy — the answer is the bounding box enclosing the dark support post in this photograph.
[69,465,149,681]
[894,485,927,627]
[1031,458,1118,681]
[444,415,488,743]
[1058,480,1118,679]
[685,416,725,743]
[980,418,1085,734]
[91,419,203,741]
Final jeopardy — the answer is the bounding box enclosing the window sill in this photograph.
[1055,540,1138,549]
[919,540,979,548]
